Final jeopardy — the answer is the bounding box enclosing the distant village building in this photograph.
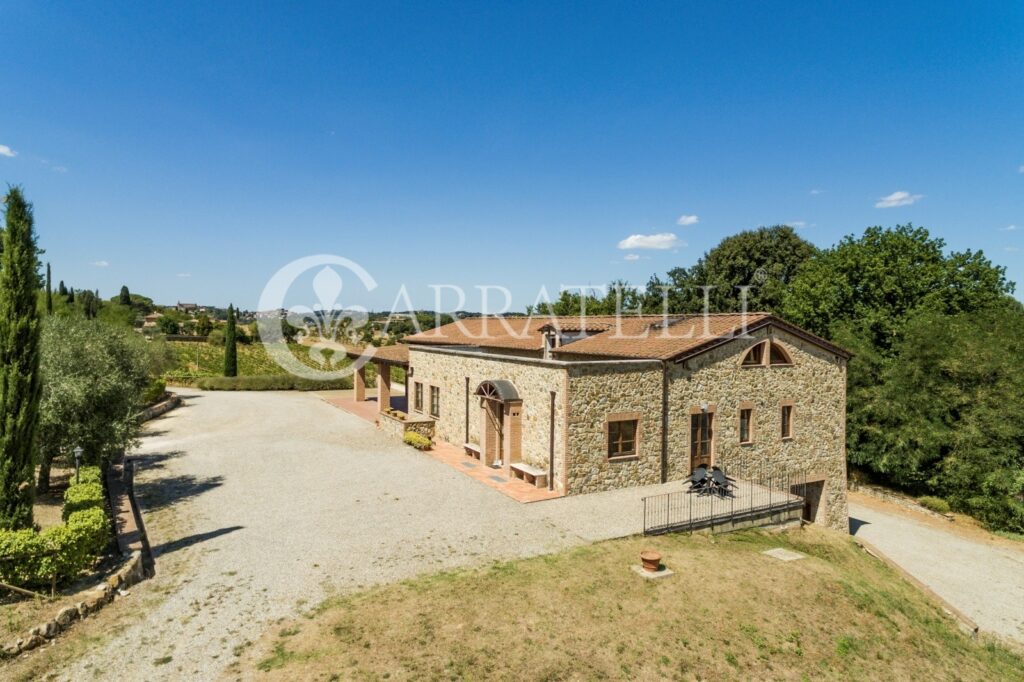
[142,312,164,328]
[176,302,199,314]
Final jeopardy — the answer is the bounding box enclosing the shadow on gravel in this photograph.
[131,450,185,472]
[136,473,225,512]
[849,516,870,535]
[139,429,169,438]
[153,525,244,557]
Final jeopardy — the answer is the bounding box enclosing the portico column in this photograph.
[354,365,366,402]
[377,363,391,413]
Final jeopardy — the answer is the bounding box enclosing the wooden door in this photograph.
[690,412,713,471]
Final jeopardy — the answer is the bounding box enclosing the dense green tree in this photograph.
[45,263,52,314]
[37,317,151,491]
[67,288,74,304]
[78,289,100,320]
[865,304,1024,532]
[781,225,1010,348]
[156,315,180,335]
[224,304,238,377]
[195,313,213,337]
[57,280,67,297]
[0,188,43,530]
[527,281,644,316]
[644,225,817,314]
[119,285,131,306]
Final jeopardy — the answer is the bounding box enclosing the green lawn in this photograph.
[245,528,1023,680]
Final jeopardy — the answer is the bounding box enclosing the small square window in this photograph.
[607,419,638,458]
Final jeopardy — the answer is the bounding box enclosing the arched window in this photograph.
[768,342,792,366]
[741,343,765,366]
[742,341,793,367]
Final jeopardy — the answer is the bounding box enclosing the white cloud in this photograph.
[809,189,824,195]
[0,145,16,158]
[676,214,699,226]
[1000,224,1017,232]
[875,190,923,208]
[176,273,192,278]
[623,254,641,261]
[617,232,683,250]
[788,221,807,228]
[1004,246,1020,253]
[91,260,109,268]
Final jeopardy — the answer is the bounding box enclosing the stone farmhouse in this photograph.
[356,313,850,531]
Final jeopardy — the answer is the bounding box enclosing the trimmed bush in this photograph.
[142,378,167,405]
[193,375,353,391]
[76,465,103,486]
[41,508,109,581]
[63,482,104,521]
[0,528,50,586]
[0,508,109,587]
[917,496,951,515]
[403,432,432,450]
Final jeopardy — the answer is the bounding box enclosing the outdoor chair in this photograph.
[687,467,710,494]
[711,468,736,497]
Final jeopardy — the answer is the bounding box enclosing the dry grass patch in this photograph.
[248,528,1023,680]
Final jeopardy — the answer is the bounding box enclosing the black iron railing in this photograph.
[642,469,807,535]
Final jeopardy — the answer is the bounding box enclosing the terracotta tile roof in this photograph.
[341,343,410,364]
[405,314,850,362]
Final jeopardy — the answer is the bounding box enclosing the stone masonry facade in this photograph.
[405,324,848,531]
[666,327,848,530]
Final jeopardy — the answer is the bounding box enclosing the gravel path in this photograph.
[849,501,1024,643]
[55,390,681,681]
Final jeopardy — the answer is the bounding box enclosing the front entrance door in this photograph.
[690,412,713,471]
[481,400,504,466]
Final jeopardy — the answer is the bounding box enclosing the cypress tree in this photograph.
[68,288,74,304]
[119,285,131,306]
[0,188,43,530]
[45,263,52,314]
[224,304,238,377]
[57,280,66,297]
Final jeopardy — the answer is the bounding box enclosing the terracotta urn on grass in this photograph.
[640,550,662,573]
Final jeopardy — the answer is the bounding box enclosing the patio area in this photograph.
[319,392,562,503]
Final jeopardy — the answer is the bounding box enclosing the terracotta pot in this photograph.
[640,550,662,573]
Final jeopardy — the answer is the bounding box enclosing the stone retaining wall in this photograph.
[1,551,145,659]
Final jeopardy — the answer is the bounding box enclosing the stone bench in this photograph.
[463,443,481,460]
[510,462,548,489]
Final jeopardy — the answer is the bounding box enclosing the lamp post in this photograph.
[73,446,83,484]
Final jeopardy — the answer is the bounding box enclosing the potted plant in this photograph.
[640,550,662,573]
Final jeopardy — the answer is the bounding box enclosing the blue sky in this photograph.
[2,2,1022,312]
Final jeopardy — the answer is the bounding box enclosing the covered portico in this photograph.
[349,344,410,414]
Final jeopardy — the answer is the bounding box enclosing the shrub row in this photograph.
[403,432,433,450]
[77,465,103,486]
[0,508,109,587]
[189,375,353,391]
[63,481,105,522]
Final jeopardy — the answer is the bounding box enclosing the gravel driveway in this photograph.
[54,390,682,680]
[849,500,1024,643]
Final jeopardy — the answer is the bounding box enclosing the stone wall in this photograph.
[408,347,568,489]
[565,363,663,494]
[378,410,436,441]
[666,326,848,531]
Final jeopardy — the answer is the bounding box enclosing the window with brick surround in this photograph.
[429,386,440,418]
[739,408,753,444]
[742,343,764,366]
[781,404,793,439]
[414,382,423,412]
[607,419,638,458]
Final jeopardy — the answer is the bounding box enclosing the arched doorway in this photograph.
[474,380,522,475]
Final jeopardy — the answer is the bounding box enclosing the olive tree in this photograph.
[37,316,151,492]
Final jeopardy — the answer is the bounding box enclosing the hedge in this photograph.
[0,508,109,587]
[63,482,105,522]
[188,375,353,391]
[403,432,433,450]
[76,465,103,486]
